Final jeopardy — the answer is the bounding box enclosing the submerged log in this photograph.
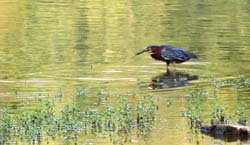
[201,124,250,143]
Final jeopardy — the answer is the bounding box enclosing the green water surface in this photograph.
[1,0,250,144]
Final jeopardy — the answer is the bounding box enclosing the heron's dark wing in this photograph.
[161,47,188,61]
[161,45,198,61]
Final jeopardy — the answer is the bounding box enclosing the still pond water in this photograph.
[1,0,250,144]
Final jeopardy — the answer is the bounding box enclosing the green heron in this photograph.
[136,45,198,69]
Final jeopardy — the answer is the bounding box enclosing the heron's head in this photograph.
[136,45,159,55]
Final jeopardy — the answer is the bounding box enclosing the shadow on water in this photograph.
[149,69,198,89]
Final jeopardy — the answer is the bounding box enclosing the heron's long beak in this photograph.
[135,49,147,55]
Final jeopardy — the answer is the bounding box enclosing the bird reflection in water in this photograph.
[149,69,198,89]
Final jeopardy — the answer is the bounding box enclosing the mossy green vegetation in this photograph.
[0,97,157,144]
[185,87,206,129]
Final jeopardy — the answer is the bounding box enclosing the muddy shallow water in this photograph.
[1,0,250,144]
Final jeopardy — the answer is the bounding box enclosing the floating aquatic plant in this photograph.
[235,101,248,125]
[185,87,206,129]
[0,96,157,144]
[210,104,231,125]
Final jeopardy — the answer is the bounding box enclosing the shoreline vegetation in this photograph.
[0,96,157,144]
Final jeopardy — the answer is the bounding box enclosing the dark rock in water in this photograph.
[201,124,250,143]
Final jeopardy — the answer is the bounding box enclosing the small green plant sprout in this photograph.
[232,75,244,96]
[96,89,109,102]
[185,87,208,129]
[243,78,250,87]
[136,97,156,131]
[75,86,87,97]
[116,97,133,133]
[231,76,250,99]
[96,89,107,97]
[186,96,204,129]
[24,108,43,143]
[210,76,224,98]
[235,101,248,125]
[211,104,231,125]
[211,75,221,87]
[103,105,116,131]
[44,101,55,120]
[89,111,102,131]
[166,96,172,107]
[59,105,82,139]
[55,88,63,98]
[43,101,58,138]
[0,106,12,143]
[232,75,250,90]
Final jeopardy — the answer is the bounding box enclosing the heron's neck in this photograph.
[151,52,163,61]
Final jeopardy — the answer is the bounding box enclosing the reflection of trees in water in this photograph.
[150,69,198,89]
